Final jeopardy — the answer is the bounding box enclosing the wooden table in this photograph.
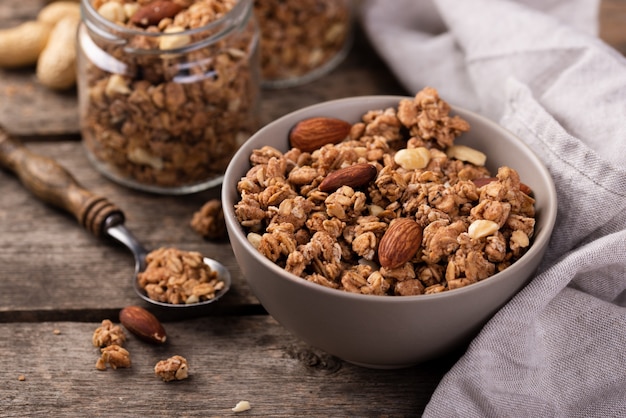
[1,1,624,416]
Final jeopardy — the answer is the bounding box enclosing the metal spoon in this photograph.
[0,128,231,310]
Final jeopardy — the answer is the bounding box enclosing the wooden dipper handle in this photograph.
[0,129,124,237]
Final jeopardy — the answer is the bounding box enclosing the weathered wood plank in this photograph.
[0,317,462,417]
[0,141,256,321]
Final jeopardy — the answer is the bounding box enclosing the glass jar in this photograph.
[77,0,260,194]
[254,0,354,89]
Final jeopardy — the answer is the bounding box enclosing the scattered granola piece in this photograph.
[232,400,251,413]
[92,319,127,348]
[154,355,189,382]
[96,344,131,370]
[53,328,61,335]
[18,374,25,381]
[191,199,227,240]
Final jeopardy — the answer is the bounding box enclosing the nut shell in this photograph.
[119,306,167,344]
[378,218,423,269]
[288,117,352,152]
[318,163,377,193]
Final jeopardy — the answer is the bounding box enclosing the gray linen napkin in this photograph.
[361,0,626,416]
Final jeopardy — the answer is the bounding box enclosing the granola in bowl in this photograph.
[233,87,536,296]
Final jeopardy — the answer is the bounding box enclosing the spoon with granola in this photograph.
[0,128,231,310]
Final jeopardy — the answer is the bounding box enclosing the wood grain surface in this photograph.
[0,1,624,416]
[1,318,463,417]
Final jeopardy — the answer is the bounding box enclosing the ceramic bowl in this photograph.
[222,96,557,369]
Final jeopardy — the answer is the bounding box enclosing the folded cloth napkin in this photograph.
[361,0,626,416]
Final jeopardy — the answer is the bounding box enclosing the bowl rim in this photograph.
[223,95,558,304]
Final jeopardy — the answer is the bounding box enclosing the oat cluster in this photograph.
[82,0,258,189]
[92,320,131,370]
[92,318,189,382]
[234,88,536,296]
[137,247,225,304]
[154,355,189,381]
[190,199,227,240]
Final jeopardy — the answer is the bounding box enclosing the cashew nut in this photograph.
[36,16,80,90]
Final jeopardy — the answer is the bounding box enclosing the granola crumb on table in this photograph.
[234,87,536,296]
[154,355,189,382]
[190,199,227,240]
[93,320,131,370]
[96,344,132,370]
[92,319,127,348]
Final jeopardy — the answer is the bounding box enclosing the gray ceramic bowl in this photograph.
[222,96,557,369]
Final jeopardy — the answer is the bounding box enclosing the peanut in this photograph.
[511,230,530,248]
[0,21,52,68]
[0,1,79,69]
[468,219,499,239]
[159,26,191,50]
[97,2,127,24]
[36,16,80,90]
[37,1,81,26]
[446,144,487,166]
[394,147,431,170]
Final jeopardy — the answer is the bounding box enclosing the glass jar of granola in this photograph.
[254,0,354,89]
[77,0,260,194]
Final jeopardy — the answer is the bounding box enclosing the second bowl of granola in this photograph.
[222,90,557,368]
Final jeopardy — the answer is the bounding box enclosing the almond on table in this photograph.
[119,306,167,345]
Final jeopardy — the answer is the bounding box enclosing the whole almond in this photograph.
[288,117,352,152]
[130,1,183,27]
[119,306,167,344]
[318,163,377,193]
[378,218,423,269]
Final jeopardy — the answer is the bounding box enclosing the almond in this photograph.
[472,177,533,195]
[318,163,377,193]
[130,1,183,27]
[378,218,423,269]
[288,117,352,152]
[119,306,167,344]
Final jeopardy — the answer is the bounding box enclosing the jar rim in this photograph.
[81,0,252,48]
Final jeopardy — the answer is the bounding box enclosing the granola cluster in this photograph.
[137,247,225,304]
[190,199,227,240]
[93,320,131,370]
[80,0,259,191]
[254,0,352,86]
[92,319,127,347]
[154,355,189,382]
[234,88,536,296]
